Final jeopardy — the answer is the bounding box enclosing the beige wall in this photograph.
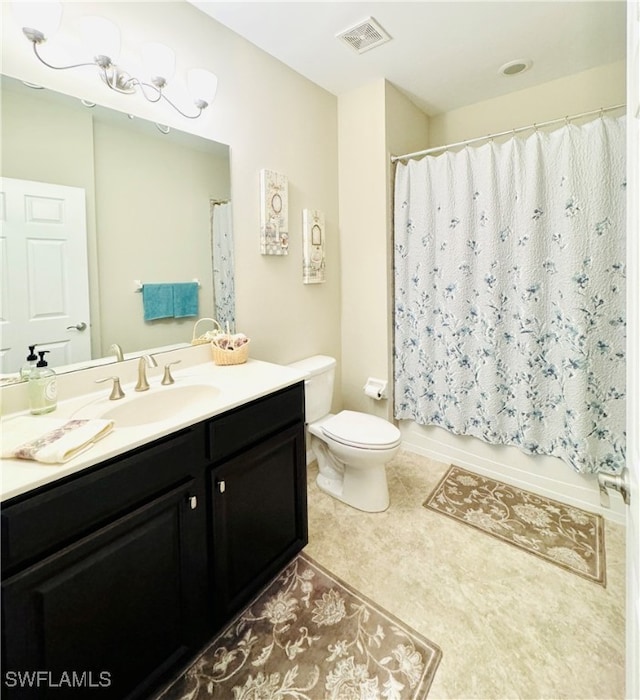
[337,80,429,418]
[338,80,387,417]
[1,87,95,186]
[429,60,626,147]
[1,0,341,393]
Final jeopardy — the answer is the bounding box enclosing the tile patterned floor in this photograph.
[303,451,626,700]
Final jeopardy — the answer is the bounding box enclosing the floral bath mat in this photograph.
[424,465,606,586]
[158,553,442,699]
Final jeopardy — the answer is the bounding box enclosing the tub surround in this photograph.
[0,344,308,501]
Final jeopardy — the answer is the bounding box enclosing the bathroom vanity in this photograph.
[0,352,308,699]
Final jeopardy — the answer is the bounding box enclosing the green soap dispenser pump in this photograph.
[20,345,38,380]
[28,350,57,415]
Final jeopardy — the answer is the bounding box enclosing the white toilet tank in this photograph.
[288,355,336,423]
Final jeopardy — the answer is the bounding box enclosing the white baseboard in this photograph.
[399,420,626,525]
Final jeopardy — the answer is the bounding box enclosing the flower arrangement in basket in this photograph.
[211,332,250,366]
[191,318,222,346]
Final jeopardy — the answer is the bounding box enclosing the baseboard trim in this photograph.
[399,421,626,525]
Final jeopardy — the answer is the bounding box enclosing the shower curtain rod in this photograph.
[390,103,626,163]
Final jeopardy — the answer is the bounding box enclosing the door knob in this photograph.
[66,322,87,331]
[598,467,631,507]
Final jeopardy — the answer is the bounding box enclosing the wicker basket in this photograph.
[211,340,250,366]
[191,318,222,346]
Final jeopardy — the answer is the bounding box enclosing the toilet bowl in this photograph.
[288,356,401,512]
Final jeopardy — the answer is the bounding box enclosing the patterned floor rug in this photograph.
[158,552,442,699]
[424,465,606,586]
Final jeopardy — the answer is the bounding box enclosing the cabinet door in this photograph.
[2,481,200,700]
[211,424,307,625]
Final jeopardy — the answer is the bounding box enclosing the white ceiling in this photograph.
[189,1,626,115]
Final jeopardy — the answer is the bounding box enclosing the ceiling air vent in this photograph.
[336,17,391,55]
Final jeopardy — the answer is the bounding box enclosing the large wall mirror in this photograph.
[1,75,232,376]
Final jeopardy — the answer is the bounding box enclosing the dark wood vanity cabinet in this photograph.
[1,427,209,700]
[209,383,307,625]
[1,381,307,699]
[2,481,203,699]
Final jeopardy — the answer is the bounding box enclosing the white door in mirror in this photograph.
[1,178,91,374]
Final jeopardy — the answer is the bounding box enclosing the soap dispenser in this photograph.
[20,345,38,380]
[28,350,57,415]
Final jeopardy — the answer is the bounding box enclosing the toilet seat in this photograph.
[321,410,401,450]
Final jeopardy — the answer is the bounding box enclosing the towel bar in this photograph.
[134,279,200,292]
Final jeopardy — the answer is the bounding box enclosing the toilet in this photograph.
[289,355,401,512]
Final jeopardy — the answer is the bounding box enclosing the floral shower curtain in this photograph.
[393,117,626,474]
[211,200,235,331]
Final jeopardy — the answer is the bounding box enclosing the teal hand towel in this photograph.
[142,284,174,321]
[173,282,199,318]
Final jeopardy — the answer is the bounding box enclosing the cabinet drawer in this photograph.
[207,382,304,463]
[1,426,206,574]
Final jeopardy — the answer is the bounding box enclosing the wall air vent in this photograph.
[336,17,391,54]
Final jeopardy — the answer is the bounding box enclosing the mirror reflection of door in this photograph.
[1,177,91,373]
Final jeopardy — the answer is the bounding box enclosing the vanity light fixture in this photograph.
[11,0,218,120]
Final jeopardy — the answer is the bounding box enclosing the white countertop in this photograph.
[0,354,308,502]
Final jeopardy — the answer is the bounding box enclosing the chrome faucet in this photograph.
[135,354,158,392]
[109,343,124,362]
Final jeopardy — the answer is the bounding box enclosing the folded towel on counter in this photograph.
[1,416,114,464]
[142,283,174,321]
[172,282,199,318]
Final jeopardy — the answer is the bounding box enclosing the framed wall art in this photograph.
[260,169,289,255]
[302,208,326,284]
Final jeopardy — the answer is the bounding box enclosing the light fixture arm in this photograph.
[155,90,206,120]
[30,36,95,72]
[19,19,216,121]
[136,81,164,104]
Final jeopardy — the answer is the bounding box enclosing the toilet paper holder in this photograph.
[363,377,388,400]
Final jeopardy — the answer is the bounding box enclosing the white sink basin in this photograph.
[75,384,219,427]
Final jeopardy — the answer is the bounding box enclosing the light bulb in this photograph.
[78,16,121,64]
[187,68,218,110]
[12,0,62,42]
[141,42,175,88]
